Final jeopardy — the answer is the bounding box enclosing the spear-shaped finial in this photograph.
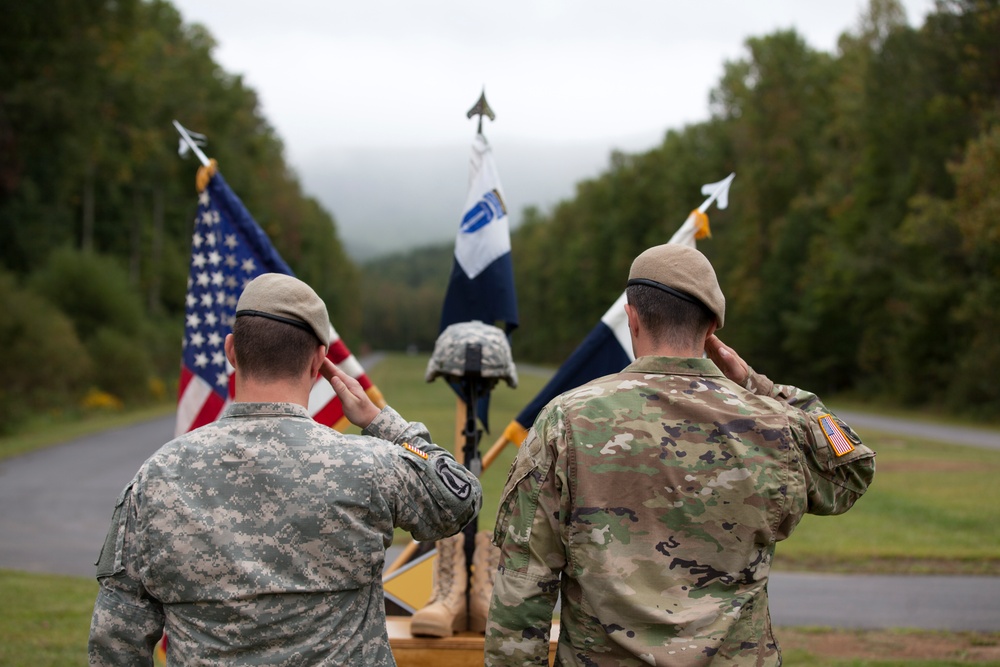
[466,88,495,135]
[173,120,211,167]
[697,173,735,213]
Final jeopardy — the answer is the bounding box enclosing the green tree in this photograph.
[0,271,92,432]
[708,30,837,380]
[29,248,145,341]
[947,125,1000,411]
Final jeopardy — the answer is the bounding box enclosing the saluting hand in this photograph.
[321,358,381,429]
[706,335,751,386]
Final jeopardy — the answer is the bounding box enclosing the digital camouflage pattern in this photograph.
[485,356,875,667]
[88,402,481,666]
[425,320,518,387]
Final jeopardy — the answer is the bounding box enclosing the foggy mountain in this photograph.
[297,132,661,261]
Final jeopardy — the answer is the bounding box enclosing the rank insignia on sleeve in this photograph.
[818,414,855,457]
[401,442,430,460]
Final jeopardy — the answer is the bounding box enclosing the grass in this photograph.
[776,627,1000,665]
[2,567,998,666]
[3,351,1000,664]
[0,570,97,667]
[774,433,1000,574]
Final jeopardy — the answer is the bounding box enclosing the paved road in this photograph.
[0,415,173,578]
[834,409,1000,450]
[2,409,999,631]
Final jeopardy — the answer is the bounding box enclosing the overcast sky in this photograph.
[170,1,936,165]
[166,1,938,258]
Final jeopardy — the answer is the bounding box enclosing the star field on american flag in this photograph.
[175,170,295,435]
[174,169,385,437]
[183,186,272,392]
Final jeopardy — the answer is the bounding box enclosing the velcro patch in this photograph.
[435,458,472,500]
[401,442,429,460]
[818,414,855,457]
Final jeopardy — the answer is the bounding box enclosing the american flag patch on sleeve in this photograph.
[818,414,855,457]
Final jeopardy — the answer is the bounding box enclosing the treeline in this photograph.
[361,245,453,353]
[515,0,999,415]
[0,0,358,431]
[368,0,1000,417]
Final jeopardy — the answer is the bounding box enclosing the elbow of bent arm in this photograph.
[409,464,483,541]
[89,586,164,665]
[809,456,877,515]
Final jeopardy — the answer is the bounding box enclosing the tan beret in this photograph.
[627,244,725,328]
[235,273,331,344]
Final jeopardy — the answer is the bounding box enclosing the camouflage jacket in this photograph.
[485,356,875,667]
[88,402,481,666]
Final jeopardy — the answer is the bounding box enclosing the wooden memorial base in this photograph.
[387,616,560,667]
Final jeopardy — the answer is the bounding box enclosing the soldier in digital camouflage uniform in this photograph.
[485,244,876,666]
[88,273,482,666]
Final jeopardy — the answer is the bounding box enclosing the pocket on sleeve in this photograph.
[94,482,134,579]
[492,442,539,548]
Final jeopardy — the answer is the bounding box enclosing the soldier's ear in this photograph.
[704,320,718,342]
[624,302,640,339]
[224,334,237,368]
[309,345,328,379]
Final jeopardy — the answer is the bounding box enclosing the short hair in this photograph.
[626,283,715,350]
[232,315,320,382]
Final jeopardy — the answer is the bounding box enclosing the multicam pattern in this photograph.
[485,356,875,666]
[88,402,481,666]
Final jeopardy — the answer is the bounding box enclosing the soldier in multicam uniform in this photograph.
[88,273,482,666]
[484,244,876,666]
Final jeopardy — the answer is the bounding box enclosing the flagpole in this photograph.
[172,120,211,167]
[481,434,509,472]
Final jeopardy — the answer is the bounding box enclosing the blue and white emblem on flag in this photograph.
[455,135,511,279]
[440,133,518,333]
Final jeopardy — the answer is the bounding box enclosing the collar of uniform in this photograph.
[624,355,724,377]
[220,402,313,419]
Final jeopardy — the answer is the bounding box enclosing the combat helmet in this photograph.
[425,321,518,388]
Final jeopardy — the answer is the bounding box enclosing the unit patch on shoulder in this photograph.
[818,414,855,457]
[401,442,429,460]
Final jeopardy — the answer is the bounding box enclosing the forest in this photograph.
[368,0,1000,418]
[1,0,359,430]
[1,0,998,433]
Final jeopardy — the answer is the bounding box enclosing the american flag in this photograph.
[818,414,856,457]
[175,168,384,436]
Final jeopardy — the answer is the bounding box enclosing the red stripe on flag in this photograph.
[178,365,194,396]
[354,373,373,391]
[328,338,351,364]
[188,388,226,432]
[311,398,346,427]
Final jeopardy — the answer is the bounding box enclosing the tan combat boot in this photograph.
[469,530,501,633]
[409,532,468,637]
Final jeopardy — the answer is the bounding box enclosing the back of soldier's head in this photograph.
[232,274,330,381]
[232,316,318,381]
[626,244,725,347]
[626,284,715,348]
